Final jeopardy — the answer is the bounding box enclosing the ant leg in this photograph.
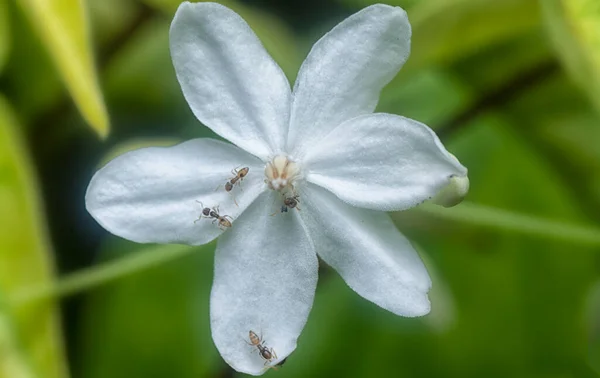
[230,192,239,207]
[271,348,277,359]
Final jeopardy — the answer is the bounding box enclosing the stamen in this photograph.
[264,155,300,193]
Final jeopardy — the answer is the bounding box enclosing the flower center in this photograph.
[264,155,300,194]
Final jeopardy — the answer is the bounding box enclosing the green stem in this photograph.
[9,243,196,307]
[9,202,600,307]
[415,201,600,245]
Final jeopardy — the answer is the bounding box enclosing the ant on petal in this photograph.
[246,330,278,366]
[195,201,233,230]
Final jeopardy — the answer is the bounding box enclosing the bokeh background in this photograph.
[1,0,600,377]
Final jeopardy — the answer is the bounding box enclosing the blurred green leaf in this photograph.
[104,18,181,112]
[541,0,600,113]
[2,3,63,123]
[377,68,473,125]
[77,240,220,378]
[586,281,600,374]
[506,72,600,216]
[0,96,68,378]
[0,302,36,378]
[450,30,554,92]
[87,0,140,50]
[407,0,541,69]
[17,0,110,137]
[0,1,10,74]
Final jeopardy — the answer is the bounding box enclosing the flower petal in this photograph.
[85,138,265,245]
[288,4,411,158]
[304,113,468,211]
[299,184,431,317]
[210,191,318,375]
[170,2,291,159]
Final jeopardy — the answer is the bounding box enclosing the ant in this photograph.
[246,330,278,366]
[194,201,233,229]
[283,194,300,211]
[217,166,249,206]
[271,194,301,216]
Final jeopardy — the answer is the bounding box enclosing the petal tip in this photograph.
[403,292,432,318]
[431,174,470,208]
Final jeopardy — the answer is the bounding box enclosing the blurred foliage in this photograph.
[0,2,9,74]
[0,97,68,378]
[15,0,109,137]
[407,0,541,69]
[0,0,600,377]
[541,0,600,114]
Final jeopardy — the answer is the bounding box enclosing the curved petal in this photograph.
[299,184,431,317]
[210,191,318,375]
[85,138,265,246]
[304,113,467,211]
[288,4,411,158]
[170,2,291,159]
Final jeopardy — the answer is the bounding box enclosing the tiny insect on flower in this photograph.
[194,201,233,230]
[246,330,278,366]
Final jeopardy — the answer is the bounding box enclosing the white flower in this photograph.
[85,2,468,375]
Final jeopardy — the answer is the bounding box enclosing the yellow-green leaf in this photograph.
[541,0,600,113]
[0,1,9,74]
[16,0,109,138]
[0,301,36,378]
[0,96,69,378]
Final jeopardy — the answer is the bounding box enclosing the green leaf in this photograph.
[16,0,110,138]
[0,301,36,378]
[407,0,541,69]
[0,96,69,378]
[0,1,10,74]
[541,0,600,113]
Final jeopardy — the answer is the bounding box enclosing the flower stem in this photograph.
[9,202,600,308]
[8,244,197,307]
[415,201,600,245]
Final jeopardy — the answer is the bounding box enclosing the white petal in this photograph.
[210,191,318,375]
[170,2,291,159]
[299,184,431,317]
[304,113,468,211]
[85,139,265,245]
[288,4,411,158]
